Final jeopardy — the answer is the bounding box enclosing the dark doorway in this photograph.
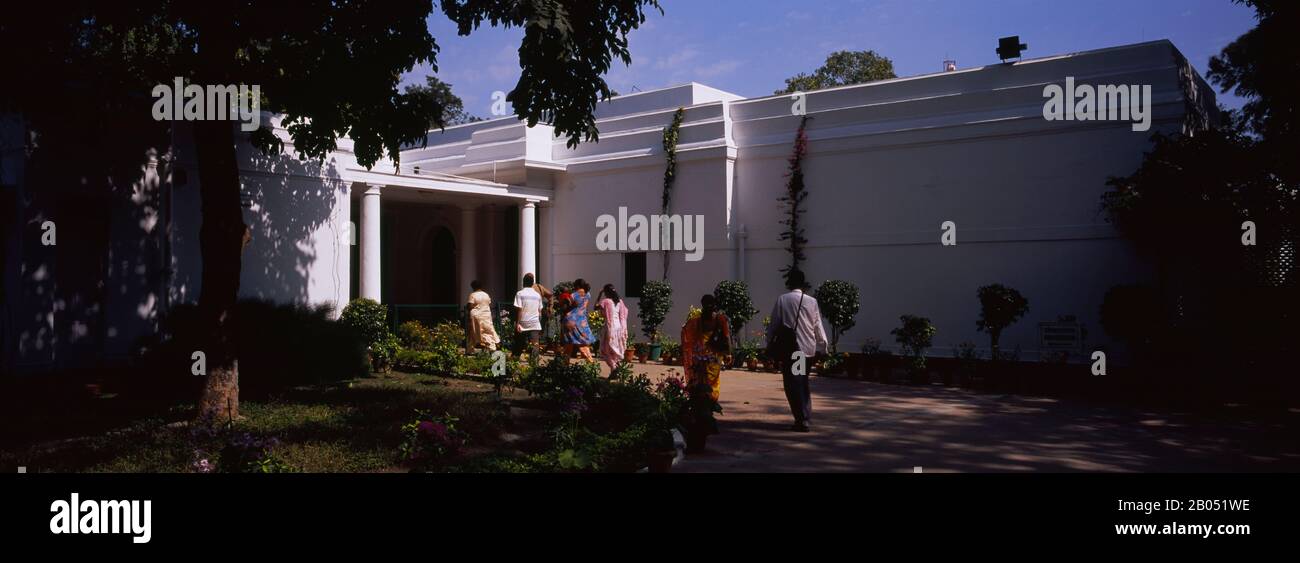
[430,226,456,305]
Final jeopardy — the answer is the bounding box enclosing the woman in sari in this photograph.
[465,280,500,353]
[680,294,732,404]
[597,284,629,373]
[562,278,596,362]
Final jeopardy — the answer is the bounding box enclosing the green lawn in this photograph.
[2,371,547,473]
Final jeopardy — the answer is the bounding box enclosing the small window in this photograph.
[624,252,647,298]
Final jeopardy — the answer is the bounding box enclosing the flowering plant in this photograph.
[398,410,467,463]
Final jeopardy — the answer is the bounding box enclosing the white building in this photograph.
[1,40,1216,373]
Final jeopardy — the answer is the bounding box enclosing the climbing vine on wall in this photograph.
[779,115,811,285]
[660,106,685,279]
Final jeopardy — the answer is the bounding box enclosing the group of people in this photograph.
[463,268,829,433]
[463,274,631,371]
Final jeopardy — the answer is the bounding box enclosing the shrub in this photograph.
[714,280,759,346]
[137,300,368,400]
[814,280,860,353]
[341,298,397,370]
[637,280,673,341]
[891,314,936,374]
[975,284,1029,360]
[517,356,602,405]
[397,320,435,351]
[398,410,467,465]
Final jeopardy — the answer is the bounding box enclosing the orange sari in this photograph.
[680,312,731,402]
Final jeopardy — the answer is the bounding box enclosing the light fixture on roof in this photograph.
[996,36,1028,62]
[943,59,957,72]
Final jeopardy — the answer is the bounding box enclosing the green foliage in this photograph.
[660,106,686,278]
[975,284,1029,358]
[661,106,685,213]
[779,116,811,285]
[441,0,664,148]
[713,280,759,344]
[516,356,602,405]
[138,300,368,397]
[814,280,860,353]
[637,280,673,341]
[1206,1,1300,146]
[659,337,680,360]
[403,75,481,129]
[587,309,605,334]
[777,50,897,94]
[734,338,761,364]
[398,410,467,465]
[397,320,436,351]
[393,320,465,376]
[341,298,399,369]
[891,315,936,373]
[341,298,389,348]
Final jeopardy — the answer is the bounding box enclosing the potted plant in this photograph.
[683,383,721,454]
[714,280,759,352]
[649,376,689,472]
[891,314,936,385]
[954,341,982,387]
[814,280,860,357]
[624,333,638,362]
[860,337,892,381]
[975,284,1030,366]
[638,280,673,361]
[660,338,681,365]
[736,339,760,370]
[634,342,649,363]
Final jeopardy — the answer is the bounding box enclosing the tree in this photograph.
[814,280,859,353]
[0,0,661,423]
[776,50,896,94]
[637,280,673,342]
[1101,1,1298,375]
[975,284,1029,361]
[404,75,483,129]
[713,280,758,348]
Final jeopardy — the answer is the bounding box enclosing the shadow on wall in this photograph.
[6,108,172,373]
[237,149,346,311]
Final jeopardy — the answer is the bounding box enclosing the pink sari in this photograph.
[598,297,629,370]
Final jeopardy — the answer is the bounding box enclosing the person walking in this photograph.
[513,273,545,361]
[596,284,629,373]
[561,278,597,362]
[765,269,828,432]
[465,279,500,353]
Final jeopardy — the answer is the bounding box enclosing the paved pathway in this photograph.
[613,364,1300,473]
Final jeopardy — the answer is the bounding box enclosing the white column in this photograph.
[459,205,477,297]
[537,204,552,287]
[519,200,537,283]
[360,183,383,302]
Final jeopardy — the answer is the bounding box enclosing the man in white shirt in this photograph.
[765,269,829,432]
[513,273,544,360]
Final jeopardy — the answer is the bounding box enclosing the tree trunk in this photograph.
[193,12,245,425]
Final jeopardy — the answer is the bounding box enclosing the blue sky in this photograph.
[404,0,1260,117]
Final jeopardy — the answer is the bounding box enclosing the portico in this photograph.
[344,168,551,312]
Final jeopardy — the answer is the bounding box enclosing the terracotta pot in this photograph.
[745,358,759,371]
[624,349,637,362]
[647,450,676,473]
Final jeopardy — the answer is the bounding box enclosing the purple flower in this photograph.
[417,420,437,435]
